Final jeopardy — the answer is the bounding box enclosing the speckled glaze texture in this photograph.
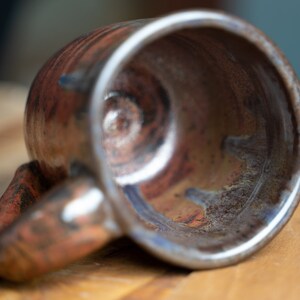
[0,162,49,232]
[0,10,300,281]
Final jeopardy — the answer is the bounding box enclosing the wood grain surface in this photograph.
[0,83,300,300]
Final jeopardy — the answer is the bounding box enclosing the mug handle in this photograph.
[0,162,121,281]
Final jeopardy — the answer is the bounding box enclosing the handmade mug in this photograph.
[0,10,300,282]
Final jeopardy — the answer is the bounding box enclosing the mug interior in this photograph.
[93,12,300,267]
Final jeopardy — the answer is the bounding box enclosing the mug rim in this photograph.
[90,10,300,268]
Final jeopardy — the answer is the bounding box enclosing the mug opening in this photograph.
[91,11,300,267]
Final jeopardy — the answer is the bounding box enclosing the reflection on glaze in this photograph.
[103,27,296,247]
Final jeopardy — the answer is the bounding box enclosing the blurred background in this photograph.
[0,0,299,87]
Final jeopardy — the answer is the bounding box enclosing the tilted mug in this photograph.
[0,10,300,281]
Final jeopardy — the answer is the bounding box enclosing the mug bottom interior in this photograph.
[100,24,298,259]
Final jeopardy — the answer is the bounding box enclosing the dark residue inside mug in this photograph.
[102,27,297,251]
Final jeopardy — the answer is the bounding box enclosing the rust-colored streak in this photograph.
[0,177,113,282]
[0,162,49,232]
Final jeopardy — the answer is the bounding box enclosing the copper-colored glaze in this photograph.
[0,11,300,281]
[0,171,113,281]
[0,162,49,232]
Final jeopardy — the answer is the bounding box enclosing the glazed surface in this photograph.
[102,27,297,251]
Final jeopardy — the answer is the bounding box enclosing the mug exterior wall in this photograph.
[24,20,148,184]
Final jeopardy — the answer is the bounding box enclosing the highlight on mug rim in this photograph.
[90,10,300,268]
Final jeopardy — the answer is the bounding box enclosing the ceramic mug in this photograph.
[0,10,300,282]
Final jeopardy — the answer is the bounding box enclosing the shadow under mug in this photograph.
[0,10,300,281]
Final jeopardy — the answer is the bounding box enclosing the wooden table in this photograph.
[0,83,299,300]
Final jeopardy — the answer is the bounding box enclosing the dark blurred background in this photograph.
[0,0,298,87]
